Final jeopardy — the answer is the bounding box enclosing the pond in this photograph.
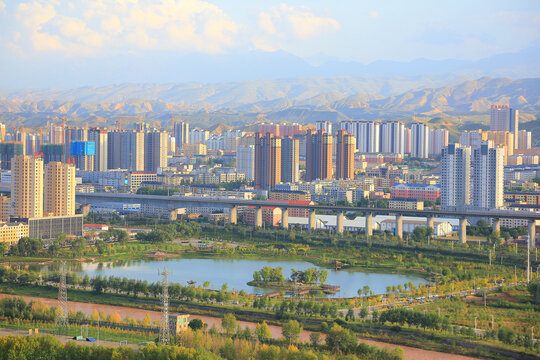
[76,257,427,298]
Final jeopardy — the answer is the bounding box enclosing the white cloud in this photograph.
[10,0,241,56]
[259,4,340,40]
[259,12,277,35]
[101,15,123,34]
[0,1,6,13]
[368,10,378,18]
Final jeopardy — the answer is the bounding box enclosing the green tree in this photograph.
[309,332,321,347]
[255,321,272,343]
[70,238,86,256]
[282,319,302,344]
[188,318,204,331]
[221,313,237,336]
[0,242,8,256]
[325,324,358,354]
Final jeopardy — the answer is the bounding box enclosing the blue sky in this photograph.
[1,0,539,62]
[0,0,539,87]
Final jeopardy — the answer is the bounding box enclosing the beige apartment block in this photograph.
[44,161,76,217]
[11,155,43,218]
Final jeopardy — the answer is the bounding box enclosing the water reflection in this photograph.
[75,258,427,298]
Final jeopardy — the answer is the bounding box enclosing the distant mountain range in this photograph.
[0,77,539,141]
[2,41,539,88]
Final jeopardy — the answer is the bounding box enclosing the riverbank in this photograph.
[0,293,480,360]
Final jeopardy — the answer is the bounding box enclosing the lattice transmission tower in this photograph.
[158,267,171,344]
[56,261,69,331]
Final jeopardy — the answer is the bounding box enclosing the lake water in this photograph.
[77,258,427,298]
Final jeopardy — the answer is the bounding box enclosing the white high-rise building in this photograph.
[429,129,449,157]
[472,141,504,210]
[236,146,255,181]
[339,121,380,153]
[441,144,471,210]
[316,121,332,135]
[410,123,430,158]
[189,129,210,144]
[381,121,405,154]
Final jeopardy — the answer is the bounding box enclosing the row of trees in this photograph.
[292,268,328,284]
[252,266,285,283]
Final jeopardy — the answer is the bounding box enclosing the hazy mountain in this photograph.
[0,77,538,130]
[1,41,539,89]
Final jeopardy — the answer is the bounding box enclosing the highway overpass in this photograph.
[76,192,539,247]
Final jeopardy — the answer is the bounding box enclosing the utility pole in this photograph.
[527,243,530,283]
[158,267,171,345]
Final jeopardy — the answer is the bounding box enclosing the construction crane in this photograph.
[116,115,143,132]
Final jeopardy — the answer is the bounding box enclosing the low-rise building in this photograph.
[268,190,310,202]
[0,222,29,245]
[389,200,424,210]
[378,218,453,236]
[390,183,440,202]
[244,206,282,227]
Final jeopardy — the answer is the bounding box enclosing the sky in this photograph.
[0,0,539,87]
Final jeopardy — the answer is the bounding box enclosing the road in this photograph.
[0,293,480,360]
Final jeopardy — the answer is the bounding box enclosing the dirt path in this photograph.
[0,293,480,360]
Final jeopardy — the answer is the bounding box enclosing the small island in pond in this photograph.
[247,266,340,296]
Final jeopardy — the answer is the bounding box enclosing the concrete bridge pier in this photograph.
[492,218,500,233]
[309,210,316,230]
[427,216,434,232]
[529,220,536,250]
[230,206,238,224]
[366,213,373,237]
[255,207,263,227]
[396,214,403,239]
[337,211,344,234]
[281,208,289,229]
[459,217,467,244]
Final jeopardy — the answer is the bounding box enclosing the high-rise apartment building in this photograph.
[490,105,518,148]
[64,127,87,161]
[144,130,168,172]
[410,123,430,158]
[11,155,43,218]
[48,124,64,145]
[336,129,355,180]
[381,121,405,154]
[189,129,210,144]
[88,128,108,171]
[254,133,281,189]
[339,121,381,153]
[429,129,449,157]
[305,129,333,181]
[517,130,532,150]
[173,121,189,153]
[316,121,333,135]
[70,141,95,171]
[44,161,76,216]
[440,144,471,210]
[281,136,299,183]
[122,131,145,171]
[472,141,504,210]
[236,146,255,181]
